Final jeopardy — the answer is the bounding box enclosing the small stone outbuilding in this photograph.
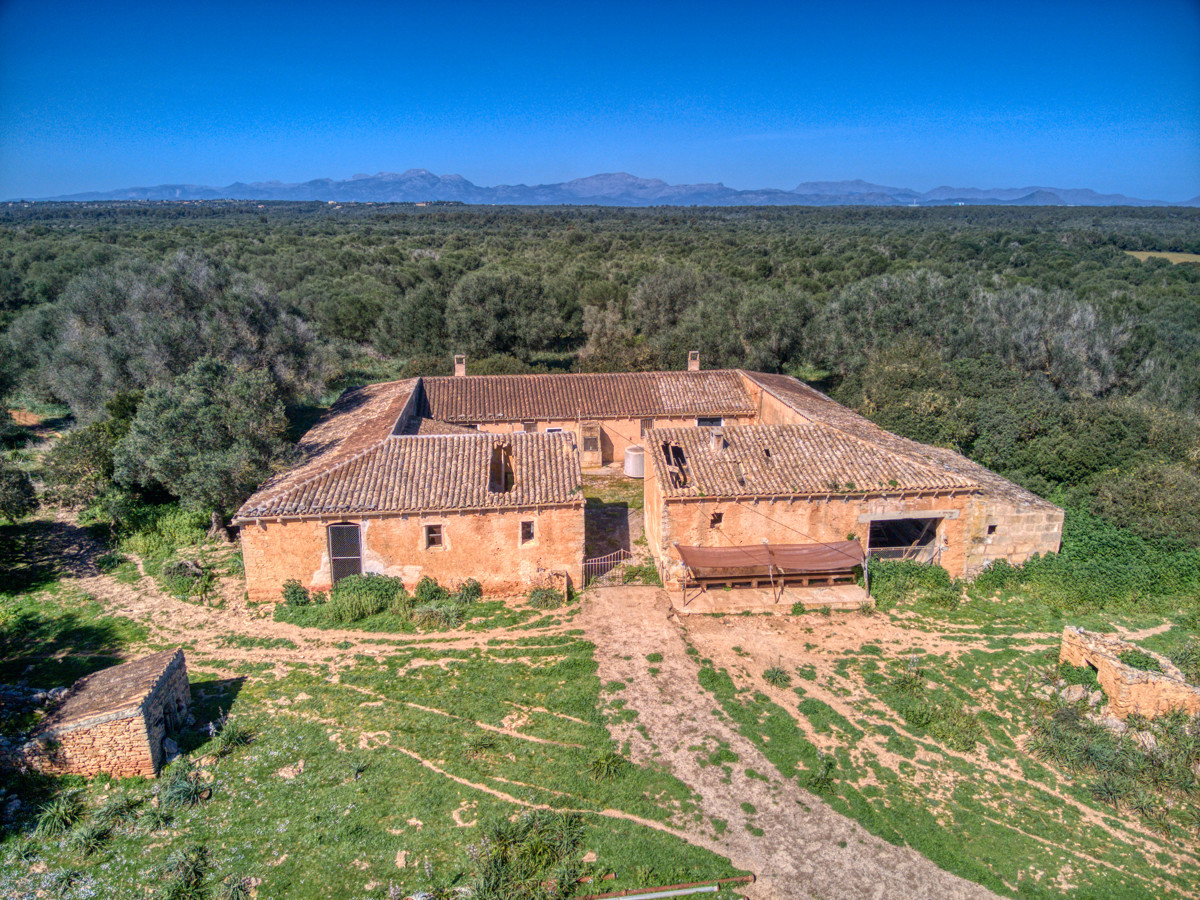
[11,649,190,779]
[1060,627,1200,720]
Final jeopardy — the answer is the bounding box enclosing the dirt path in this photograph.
[34,513,571,673]
[578,587,998,900]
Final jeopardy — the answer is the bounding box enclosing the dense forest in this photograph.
[1,201,1198,551]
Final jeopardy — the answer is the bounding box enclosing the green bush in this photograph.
[1118,649,1162,674]
[868,559,961,611]
[1169,640,1200,684]
[326,574,408,623]
[456,578,483,604]
[528,587,563,610]
[281,579,311,607]
[414,575,449,605]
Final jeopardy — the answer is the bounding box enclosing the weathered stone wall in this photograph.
[8,652,191,779]
[644,466,1061,586]
[18,714,158,778]
[1060,626,1200,720]
[474,414,756,466]
[240,504,586,602]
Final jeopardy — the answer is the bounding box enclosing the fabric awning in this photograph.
[676,541,864,577]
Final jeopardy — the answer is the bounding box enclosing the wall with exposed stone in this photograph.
[240,503,585,602]
[6,652,190,779]
[1060,626,1200,719]
[645,460,1062,587]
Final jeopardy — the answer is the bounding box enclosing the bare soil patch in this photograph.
[578,587,997,900]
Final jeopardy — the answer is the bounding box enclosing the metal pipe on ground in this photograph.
[581,874,755,900]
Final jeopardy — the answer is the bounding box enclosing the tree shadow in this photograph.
[0,519,105,596]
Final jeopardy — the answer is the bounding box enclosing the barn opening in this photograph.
[867,517,939,560]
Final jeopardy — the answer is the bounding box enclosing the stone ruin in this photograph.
[1059,626,1200,720]
[1,649,190,779]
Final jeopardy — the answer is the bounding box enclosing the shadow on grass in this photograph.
[0,519,104,596]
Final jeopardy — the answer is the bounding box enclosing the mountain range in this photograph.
[30,170,1200,207]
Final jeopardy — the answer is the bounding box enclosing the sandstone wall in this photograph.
[9,650,192,779]
[1060,626,1200,720]
[240,504,586,602]
[645,466,1061,587]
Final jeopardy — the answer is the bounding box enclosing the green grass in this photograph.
[1,636,744,899]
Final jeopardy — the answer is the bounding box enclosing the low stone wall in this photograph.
[1059,626,1200,720]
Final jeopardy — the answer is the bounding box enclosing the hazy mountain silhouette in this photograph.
[32,170,1196,206]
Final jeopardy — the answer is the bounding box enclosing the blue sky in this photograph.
[1,0,1198,200]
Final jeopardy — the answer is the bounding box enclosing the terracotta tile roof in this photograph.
[648,424,977,498]
[400,416,480,436]
[740,371,1058,508]
[40,650,185,733]
[237,432,582,518]
[422,370,756,423]
[235,379,422,521]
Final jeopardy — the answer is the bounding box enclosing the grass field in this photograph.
[0,540,745,899]
[1125,250,1200,264]
[681,575,1200,899]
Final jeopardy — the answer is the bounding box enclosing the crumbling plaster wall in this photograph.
[644,469,1060,586]
[1060,626,1200,720]
[240,504,585,602]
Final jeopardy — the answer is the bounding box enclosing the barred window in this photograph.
[328,523,362,586]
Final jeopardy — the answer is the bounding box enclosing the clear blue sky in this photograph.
[2,0,1198,200]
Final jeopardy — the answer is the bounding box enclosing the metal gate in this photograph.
[583,549,634,587]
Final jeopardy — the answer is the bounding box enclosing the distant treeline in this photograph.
[1,203,1198,546]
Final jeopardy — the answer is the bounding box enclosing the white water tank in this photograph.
[624,444,645,478]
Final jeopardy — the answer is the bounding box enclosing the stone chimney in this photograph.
[454,355,466,377]
[688,350,700,371]
[710,427,725,453]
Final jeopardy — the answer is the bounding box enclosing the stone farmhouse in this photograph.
[235,357,1062,601]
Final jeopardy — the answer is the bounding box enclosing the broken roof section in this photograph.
[742,372,1058,508]
[649,424,979,498]
[37,650,186,737]
[422,370,756,423]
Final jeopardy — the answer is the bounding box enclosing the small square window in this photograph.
[640,418,654,437]
[986,524,998,536]
[424,524,443,549]
[710,511,723,528]
[520,521,535,544]
[523,421,537,432]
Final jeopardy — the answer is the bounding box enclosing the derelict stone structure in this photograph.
[9,650,190,779]
[645,370,1063,589]
[236,357,1063,601]
[1059,626,1200,720]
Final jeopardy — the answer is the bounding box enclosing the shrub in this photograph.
[587,750,628,781]
[93,796,140,827]
[456,578,483,604]
[807,751,837,792]
[1170,640,1200,684]
[96,552,128,573]
[160,844,210,900]
[413,602,463,629]
[66,820,111,856]
[763,667,792,688]
[159,764,210,809]
[414,575,449,605]
[466,733,498,758]
[34,791,84,838]
[161,559,214,601]
[622,561,662,586]
[281,579,311,607]
[528,587,563,610]
[214,721,254,758]
[1118,649,1162,674]
[327,574,407,623]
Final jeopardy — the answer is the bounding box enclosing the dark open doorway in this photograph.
[868,517,939,561]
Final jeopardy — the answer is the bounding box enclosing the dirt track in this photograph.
[578,587,998,900]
